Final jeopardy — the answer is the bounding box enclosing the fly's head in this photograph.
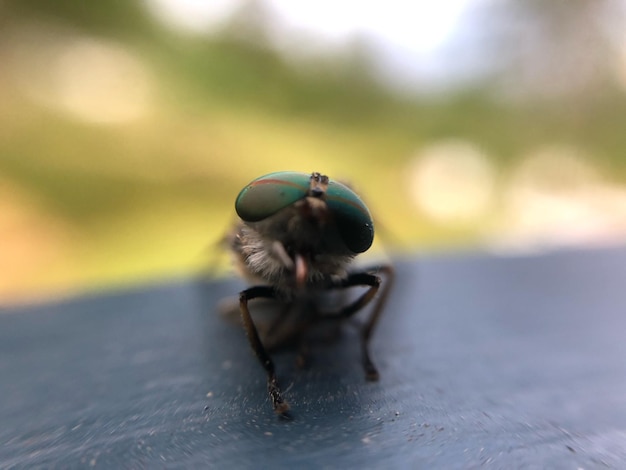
[232,172,374,291]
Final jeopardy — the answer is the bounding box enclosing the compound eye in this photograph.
[326,181,374,253]
[235,172,311,222]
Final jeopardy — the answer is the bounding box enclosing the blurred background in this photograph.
[1,0,626,304]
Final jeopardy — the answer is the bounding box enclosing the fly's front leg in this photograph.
[239,286,290,416]
[332,265,395,381]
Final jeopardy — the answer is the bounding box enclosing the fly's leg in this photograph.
[330,265,395,381]
[239,286,290,416]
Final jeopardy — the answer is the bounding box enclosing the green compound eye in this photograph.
[326,179,374,253]
[235,172,311,222]
[235,171,374,253]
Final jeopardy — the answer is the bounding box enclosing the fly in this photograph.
[228,171,393,416]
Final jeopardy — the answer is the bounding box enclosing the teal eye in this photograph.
[326,180,374,253]
[235,172,310,222]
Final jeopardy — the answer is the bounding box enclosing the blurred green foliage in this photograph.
[1,0,625,302]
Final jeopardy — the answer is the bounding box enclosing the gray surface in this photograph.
[1,247,626,468]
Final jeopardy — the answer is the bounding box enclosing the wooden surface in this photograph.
[1,246,626,468]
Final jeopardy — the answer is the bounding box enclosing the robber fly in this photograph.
[228,171,393,416]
